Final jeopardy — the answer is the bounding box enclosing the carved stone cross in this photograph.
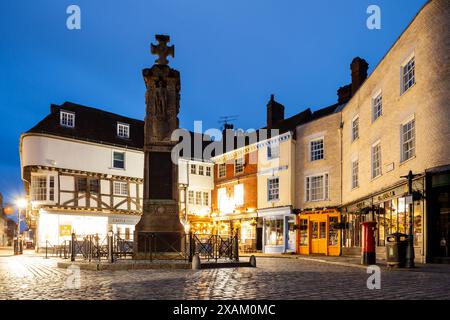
[150,34,174,65]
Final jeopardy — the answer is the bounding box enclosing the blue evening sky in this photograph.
[0,0,427,205]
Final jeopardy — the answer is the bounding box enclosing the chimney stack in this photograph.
[350,57,369,95]
[267,94,285,129]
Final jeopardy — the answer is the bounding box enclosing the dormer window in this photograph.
[117,123,130,138]
[60,111,75,128]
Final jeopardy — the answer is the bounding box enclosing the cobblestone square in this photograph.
[1,249,450,300]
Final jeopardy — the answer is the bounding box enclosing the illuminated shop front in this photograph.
[297,209,341,256]
[36,209,140,248]
[341,181,425,258]
[258,206,296,254]
[213,212,259,253]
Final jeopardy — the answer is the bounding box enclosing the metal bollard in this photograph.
[70,233,76,262]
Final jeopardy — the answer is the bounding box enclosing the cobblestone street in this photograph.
[1,248,450,300]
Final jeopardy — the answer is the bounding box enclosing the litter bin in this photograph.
[386,233,408,268]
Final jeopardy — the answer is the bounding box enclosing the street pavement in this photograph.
[1,247,450,300]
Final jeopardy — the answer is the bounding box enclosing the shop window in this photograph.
[312,222,319,239]
[320,222,326,239]
[329,217,339,246]
[265,218,284,246]
[299,219,308,246]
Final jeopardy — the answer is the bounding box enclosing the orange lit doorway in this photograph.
[298,210,341,256]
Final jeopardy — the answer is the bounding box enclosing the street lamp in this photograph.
[15,198,27,255]
[401,171,420,268]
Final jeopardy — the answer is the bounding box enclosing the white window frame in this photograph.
[206,166,211,177]
[198,165,204,176]
[203,192,209,206]
[188,190,194,205]
[195,191,202,205]
[372,92,383,122]
[218,163,226,178]
[117,123,130,139]
[113,181,128,196]
[267,177,280,202]
[351,159,359,190]
[310,137,324,162]
[305,173,329,202]
[60,110,75,128]
[31,174,56,202]
[401,54,416,95]
[371,141,382,179]
[31,175,48,202]
[112,151,126,169]
[351,115,359,142]
[401,116,416,163]
[190,164,196,175]
[234,156,244,175]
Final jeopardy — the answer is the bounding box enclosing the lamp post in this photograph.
[15,198,27,255]
[401,171,419,268]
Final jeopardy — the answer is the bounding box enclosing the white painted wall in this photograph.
[22,134,144,178]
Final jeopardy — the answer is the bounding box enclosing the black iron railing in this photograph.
[46,231,239,263]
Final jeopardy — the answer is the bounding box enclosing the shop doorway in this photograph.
[310,217,327,254]
[298,210,341,256]
[430,186,450,260]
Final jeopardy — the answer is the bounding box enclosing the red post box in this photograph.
[361,221,377,265]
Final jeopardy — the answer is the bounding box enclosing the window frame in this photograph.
[190,164,197,175]
[198,165,204,176]
[205,166,211,177]
[310,137,324,162]
[267,177,280,202]
[113,181,128,196]
[351,159,359,190]
[234,156,244,175]
[188,190,194,205]
[372,92,383,122]
[351,115,359,142]
[112,151,126,170]
[117,122,130,139]
[60,110,75,128]
[218,163,226,178]
[400,116,416,163]
[401,54,416,95]
[371,141,382,179]
[305,173,329,202]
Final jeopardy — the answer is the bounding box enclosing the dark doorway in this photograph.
[256,227,263,251]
